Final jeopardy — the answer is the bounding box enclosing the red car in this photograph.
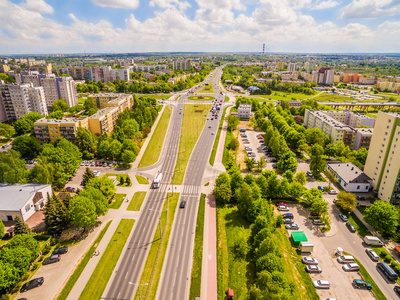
[276,202,287,207]
[257,136,264,140]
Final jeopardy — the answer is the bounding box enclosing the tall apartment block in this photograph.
[288,63,297,72]
[364,111,400,202]
[304,109,375,150]
[173,59,191,71]
[315,68,334,85]
[38,75,77,109]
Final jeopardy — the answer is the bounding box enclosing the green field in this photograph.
[139,106,172,168]
[109,193,126,209]
[105,174,132,187]
[134,193,179,300]
[135,94,172,99]
[135,175,149,184]
[187,95,215,101]
[241,96,276,103]
[210,106,229,166]
[127,192,147,211]
[197,84,215,94]
[189,194,205,300]
[256,92,314,101]
[57,222,112,300]
[224,96,229,102]
[79,219,135,300]
[173,104,211,184]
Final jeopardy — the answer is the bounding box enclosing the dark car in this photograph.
[353,279,372,290]
[272,164,278,169]
[317,186,324,191]
[43,254,61,265]
[180,200,186,208]
[356,196,366,201]
[270,158,278,163]
[20,277,44,292]
[346,222,356,233]
[394,286,400,297]
[52,247,68,255]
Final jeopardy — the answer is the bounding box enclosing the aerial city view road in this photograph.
[2,1,400,300]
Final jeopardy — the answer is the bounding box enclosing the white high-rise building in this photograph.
[59,78,77,108]
[8,84,31,120]
[28,86,48,116]
[39,75,77,110]
[288,63,297,72]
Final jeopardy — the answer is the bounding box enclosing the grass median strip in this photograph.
[135,175,149,184]
[127,191,147,211]
[109,193,126,209]
[139,105,172,168]
[189,194,205,300]
[79,219,135,300]
[209,106,229,166]
[173,104,211,184]
[134,193,180,300]
[348,212,372,237]
[56,221,111,300]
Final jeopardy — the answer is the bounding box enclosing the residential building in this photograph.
[288,63,297,72]
[173,59,191,71]
[29,63,52,74]
[238,103,252,119]
[130,64,168,73]
[0,184,52,222]
[34,117,89,143]
[28,86,48,116]
[277,62,285,70]
[324,110,375,128]
[0,64,10,73]
[354,128,373,150]
[364,111,400,202]
[276,100,302,108]
[304,62,312,72]
[88,106,121,136]
[316,68,334,85]
[327,162,371,193]
[40,75,77,109]
[88,93,134,109]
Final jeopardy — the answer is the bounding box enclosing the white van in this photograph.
[364,236,384,247]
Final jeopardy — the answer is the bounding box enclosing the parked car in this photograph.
[343,263,360,272]
[394,286,400,296]
[245,147,252,151]
[306,171,313,177]
[257,136,264,140]
[283,218,294,224]
[306,265,322,273]
[247,152,256,157]
[317,186,324,191]
[356,195,366,200]
[333,198,338,203]
[103,162,107,167]
[276,202,288,207]
[339,213,348,222]
[270,158,278,163]
[328,189,338,195]
[353,279,372,290]
[285,223,299,230]
[278,205,289,211]
[312,219,325,226]
[81,161,86,166]
[366,248,380,262]
[302,257,319,265]
[66,187,75,192]
[108,163,113,167]
[90,161,95,166]
[272,164,278,169]
[346,222,356,233]
[52,247,68,255]
[211,131,215,135]
[337,255,354,264]
[313,280,330,289]
[85,161,90,166]
[43,254,61,265]
[20,277,44,292]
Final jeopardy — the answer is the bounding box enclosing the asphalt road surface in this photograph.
[156,67,225,300]
[102,96,184,300]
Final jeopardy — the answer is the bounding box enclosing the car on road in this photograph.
[337,255,354,264]
[43,254,61,265]
[102,162,107,167]
[317,186,324,191]
[257,136,264,140]
[52,247,68,255]
[285,223,299,230]
[243,140,250,144]
[302,257,318,265]
[278,205,289,211]
[306,171,313,177]
[306,265,322,273]
[20,277,44,292]
[108,163,113,167]
[394,286,400,297]
[90,161,95,166]
[208,125,212,128]
[85,161,90,166]
[270,158,277,162]
[81,161,86,166]
[313,280,330,289]
[366,248,379,261]
[65,187,75,192]
[343,262,360,272]
[339,213,348,222]
[353,279,372,290]
[211,131,215,135]
[333,197,338,203]
[283,218,293,224]
[96,161,101,166]
[346,222,356,233]
[179,200,186,208]
[312,219,325,226]
[328,189,338,195]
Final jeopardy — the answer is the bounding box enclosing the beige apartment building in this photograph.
[34,117,89,143]
[88,93,134,109]
[364,111,400,202]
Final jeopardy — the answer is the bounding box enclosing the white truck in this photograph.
[153,172,162,189]
[363,236,384,246]
[300,241,314,253]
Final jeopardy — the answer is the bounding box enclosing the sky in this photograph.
[1,0,400,54]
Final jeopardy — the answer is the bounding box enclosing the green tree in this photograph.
[47,110,64,119]
[336,191,356,212]
[52,99,68,112]
[356,148,368,165]
[76,127,97,155]
[364,201,399,238]
[13,216,31,235]
[11,135,42,158]
[0,220,5,238]
[229,136,239,150]
[43,194,69,234]
[245,157,256,171]
[69,195,98,232]
[0,123,15,139]
[121,150,136,164]
[213,183,232,204]
[233,228,250,258]
[227,116,240,132]
[13,118,33,135]
[257,157,266,171]
[85,176,116,199]
[310,144,326,177]
[122,119,140,139]
[125,176,131,186]
[119,176,125,186]
[310,198,328,215]
[282,170,294,182]
[79,187,108,216]
[81,167,95,187]
[84,98,97,113]
[0,150,28,184]
[294,171,307,185]
[301,188,323,207]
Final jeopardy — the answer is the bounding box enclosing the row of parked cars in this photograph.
[81,160,116,168]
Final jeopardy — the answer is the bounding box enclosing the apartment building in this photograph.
[276,100,302,108]
[377,81,400,93]
[29,63,52,74]
[0,65,10,73]
[39,75,77,109]
[88,106,121,136]
[288,63,297,72]
[316,68,334,85]
[173,59,191,71]
[238,103,252,119]
[364,111,400,202]
[276,62,285,70]
[324,110,375,128]
[34,117,89,143]
[88,93,134,109]
[354,128,373,150]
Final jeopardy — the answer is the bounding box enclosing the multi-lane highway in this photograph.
[102,96,184,299]
[156,67,226,300]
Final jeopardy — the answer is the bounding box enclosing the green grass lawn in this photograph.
[224,96,229,102]
[348,212,372,237]
[256,92,313,101]
[240,96,276,103]
[109,193,126,209]
[173,104,211,184]
[79,219,135,300]
[312,92,358,102]
[105,174,132,187]
[57,221,111,300]
[357,206,368,215]
[210,106,229,166]
[127,192,147,211]
[139,106,172,168]
[135,94,172,99]
[189,194,205,300]
[187,95,215,101]
[135,175,149,184]
[197,84,215,94]
[78,98,86,104]
[134,193,179,300]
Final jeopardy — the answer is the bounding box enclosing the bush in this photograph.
[384,256,392,264]
[379,251,387,259]
[276,215,284,228]
[394,265,400,275]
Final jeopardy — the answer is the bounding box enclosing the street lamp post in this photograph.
[128,282,148,300]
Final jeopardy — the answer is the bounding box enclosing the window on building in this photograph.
[25,204,30,212]
[357,186,360,190]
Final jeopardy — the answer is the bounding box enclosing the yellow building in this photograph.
[364,111,400,202]
[277,62,285,70]
[88,106,121,136]
[34,117,88,143]
[88,93,134,109]
[0,64,10,73]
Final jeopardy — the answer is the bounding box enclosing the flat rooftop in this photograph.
[327,162,371,184]
[0,184,50,211]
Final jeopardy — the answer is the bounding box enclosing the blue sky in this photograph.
[1,0,400,54]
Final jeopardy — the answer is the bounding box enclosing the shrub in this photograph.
[384,256,392,264]
[394,265,400,275]
[276,215,284,228]
[379,251,387,259]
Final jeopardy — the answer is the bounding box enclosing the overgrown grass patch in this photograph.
[56,221,111,300]
[189,194,205,300]
[348,212,372,237]
[210,106,229,166]
[127,192,147,211]
[135,175,149,184]
[109,193,126,209]
[79,219,135,300]
[105,174,132,187]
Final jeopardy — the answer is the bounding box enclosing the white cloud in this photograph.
[92,0,139,9]
[311,0,340,10]
[21,0,54,14]
[341,0,400,18]
[149,0,191,11]
[195,0,246,11]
